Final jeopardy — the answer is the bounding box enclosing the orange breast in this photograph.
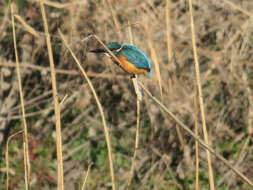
[111,54,147,76]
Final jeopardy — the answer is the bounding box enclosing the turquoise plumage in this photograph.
[91,42,152,80]
[119,44,151,78]
[110,43,151,80]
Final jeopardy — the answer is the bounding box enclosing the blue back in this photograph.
[113,44,152,80]
[118,44,151,69]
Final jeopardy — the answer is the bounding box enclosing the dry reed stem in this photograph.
[144,29,163,99]
[193,83,199,190]
[234,71,252,176]
[81,163,92,190]
[42,0,73,8]
[188,0,215,189]
[59,94,68,107]
[224,20,250,51]
[139,82,253,187]
[127,22,163,99]
[142,23,162,99]
[0,0,10,39]
[175,124,184,150]
[149,44,163,99]
[11,4,30,189]
[127,18,142,101]
[126,26,140,189]
[23,142,29,189]
[245,74,253,138]
[39,1,64,190]
[5,130,23,190]
[166,0,172,67]
[204,19,250,80]
[92,35,123,67]
[166,0,173,94]
[220,0,253,18]
[106,0,122,39]
[126,99,140,190]
[0,62,126,79]
[13,15,39,38]
[127,21,133,44]
[244,61,253,66]
[58,30,116,190]
[131,77,142,101]
[1,111,43,121]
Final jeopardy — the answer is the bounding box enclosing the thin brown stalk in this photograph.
[59,94,68,107]
[221,0,253,18]
[13,15,39,38]
[5,130,23,190]
[0,0,10,39]
[126,29,140,189]
[138,22,162,99]
[139,82,253,187]
[42,0,73,8]
[81,163,92,190]
[0,61,126,78]
[59,30,116,190]
[11,4,30,189]
[127,21,133,44]
[126,99,140,190]
[193,83,199,190]
[188,0,215,189]
[166,0,172,67]
[128,24,142,101]
[149,44,163,99]
[106,0,122,39]
[92,35,123,67]
[2,111,44,121]
[166,0,173,94]
[175,124,184,150]
[245,72,253,151]
[39,1,64,190]
[131,76,142,101]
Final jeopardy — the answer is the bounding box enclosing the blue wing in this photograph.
[120,44,151,70]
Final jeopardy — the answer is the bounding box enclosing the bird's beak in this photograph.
[89,48,106,53]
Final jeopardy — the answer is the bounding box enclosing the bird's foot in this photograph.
[130,75,136,79]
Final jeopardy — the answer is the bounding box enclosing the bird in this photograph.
[90,42,151,80]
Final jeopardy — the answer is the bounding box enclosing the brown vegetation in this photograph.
[0,0,252,189]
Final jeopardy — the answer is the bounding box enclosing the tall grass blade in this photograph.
[11,4,30,189]
[59,30,116,190]
[40,1,64,189]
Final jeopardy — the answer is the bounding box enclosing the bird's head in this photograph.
[90,42,122,57]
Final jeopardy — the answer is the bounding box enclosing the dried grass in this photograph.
[188,0,214,189]
[1,0,253,189]
[40,1,64,189]
[11,3,30,189]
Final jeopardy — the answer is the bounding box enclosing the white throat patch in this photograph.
[104,47,122,57]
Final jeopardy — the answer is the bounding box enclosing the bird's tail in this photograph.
[147,71,152,81]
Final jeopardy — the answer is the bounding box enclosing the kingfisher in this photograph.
[90,42,151,80]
